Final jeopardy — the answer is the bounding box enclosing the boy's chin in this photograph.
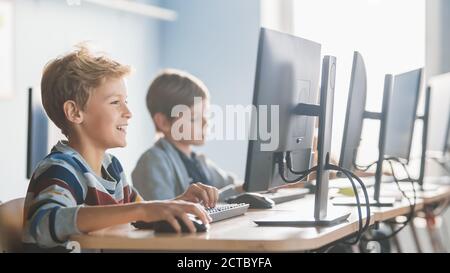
[109,141,127,149]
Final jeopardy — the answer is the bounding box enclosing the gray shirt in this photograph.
[132,138,238,201]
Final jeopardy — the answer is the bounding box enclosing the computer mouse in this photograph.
[226,192,275,209]
[133,217,209,233]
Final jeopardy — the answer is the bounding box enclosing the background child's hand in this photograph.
[139,200,211,233]
[175,182,219,208]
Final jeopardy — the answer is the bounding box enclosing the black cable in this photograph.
[362,158,417,242]
[327,164,372,245]
[343,169,372,243]
[430,157,450,173]
[399,159,418,217]
[343,168,372,236]
[335,168,363,244]
[279,163,316,183]
[278,152,371,245]
[387,161,412,208]
[388,159,416,221]
[275,152,317,183]
[384,156,419,182]
[430,199,450,217]
[410,157,450,216]
[355,155,406,171]
[380,159,416,238]
[354,160,378,172]
[400,156,450,217]
[389,158,417,210]
[286,151,315,175]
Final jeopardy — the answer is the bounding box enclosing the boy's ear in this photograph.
[63,100,84,124]
[153,112,171,134]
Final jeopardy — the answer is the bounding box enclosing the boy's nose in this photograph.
[123,104,133,119]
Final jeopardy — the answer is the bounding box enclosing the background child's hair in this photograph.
[146,69,209,131]
[41,44,131,136]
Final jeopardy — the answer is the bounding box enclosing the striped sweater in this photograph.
[22,141,142,249]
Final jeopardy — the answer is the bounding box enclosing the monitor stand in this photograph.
[331,197,396,207]
[254,56,351,228]
[254,210,351,227]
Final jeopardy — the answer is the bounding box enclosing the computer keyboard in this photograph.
[205,203,250,222]
[260,188,309,204]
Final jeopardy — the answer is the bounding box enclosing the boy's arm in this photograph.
[76,200,211,234]
[76,203,142,232]
[26,187,210,247]
[132,151,219,207]
[174,182,219,208]
[25,166,210,248]
[24,162,90,248]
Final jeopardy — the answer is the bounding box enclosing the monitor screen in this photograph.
[244,28,321,192]
[427,73,450,156]
[384,68,423,161]
[445,112,450,155]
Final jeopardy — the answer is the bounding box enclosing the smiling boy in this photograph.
[22,47,213,251]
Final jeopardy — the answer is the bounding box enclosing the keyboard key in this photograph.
[205,203,249,222]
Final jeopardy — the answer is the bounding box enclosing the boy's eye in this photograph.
[111,100,120,105]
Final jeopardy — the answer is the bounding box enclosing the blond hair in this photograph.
[41,45,131,136]
[146,69,209,131]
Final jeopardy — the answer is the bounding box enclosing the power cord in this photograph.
[275,152,317,183]
[361,157,417,242]
[386,159,416,223]
[430,157,450,173]
[354,160,378,172]
[276,153,372,245]
[286,151,315,175]
[327,164,372,244]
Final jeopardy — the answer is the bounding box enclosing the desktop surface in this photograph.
[71,195,371,252]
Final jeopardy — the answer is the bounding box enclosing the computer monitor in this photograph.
[26,87,48,179]
[427,73,450,156]
[336,52,395,206]
[245,28,350,226]
[244,28,321,192]
[418,73,450,186]
[338,52,367,171]
[444,112,450,156]
[384,68,423,161]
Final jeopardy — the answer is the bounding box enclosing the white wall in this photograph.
[0,0,161,201]
[291,0,425,166]
[159,0,261,180]
[426,0,450,78]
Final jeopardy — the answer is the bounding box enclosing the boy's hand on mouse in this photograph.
[139,200,211,233]
[175,182,219,208]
